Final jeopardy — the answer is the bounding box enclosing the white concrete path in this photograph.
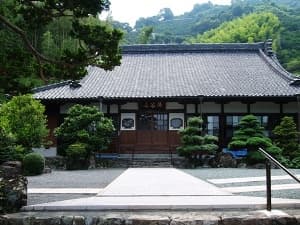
[23,168,300,211]
[99,168,230,196]
[28,188,103,194]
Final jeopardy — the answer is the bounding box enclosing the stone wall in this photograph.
[0,161,27,214]
[45,156,66,170]
[45,156,188,169]
[1,211,300,225]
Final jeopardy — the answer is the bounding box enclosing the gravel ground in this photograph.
[182,168,300,200]
[27,168,300,205]
[27,168,125,205]
[27,169,125,188]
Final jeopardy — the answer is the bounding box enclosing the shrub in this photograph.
[246,137,272,150]
[0,128,16,164]
[273,116,299,158]
[228,140,247,149]
[291,157,300,169]
[65,142,88,170]
[177,116,218,167]
[228,115,279,165]
[247,145,282,164]
[23,153,45,175]
[0,95,48,152]
[55,105,115,157]
[266,145,282,156]
[66,142,87,159]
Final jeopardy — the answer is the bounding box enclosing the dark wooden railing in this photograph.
[258,147,300,211]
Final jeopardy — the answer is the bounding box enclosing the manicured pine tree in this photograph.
[228,115,281,164]
[177,117,218,166]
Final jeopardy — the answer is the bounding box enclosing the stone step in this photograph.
[130,158,173,167]
[7,210,300,225]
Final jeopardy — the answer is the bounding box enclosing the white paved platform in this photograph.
[100,168,230,196]
[23,168,300,211]
[28,188,103,194]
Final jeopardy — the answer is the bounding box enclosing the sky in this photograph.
[102,0,232,27]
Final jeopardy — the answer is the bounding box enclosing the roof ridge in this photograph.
[258,49,298,83]
[32,80,72,93]
[121,42,266,54]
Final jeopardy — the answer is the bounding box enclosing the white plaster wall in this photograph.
[121,102,138,110]
[250,102,280,113]
[283,102,298,113]
[89,102,107,113]
[200,102,221,113]
[224,102,247,113]
[60,103,76,114]
[110,104,119,114]
[166,102,184,110]
[186,104,196,114]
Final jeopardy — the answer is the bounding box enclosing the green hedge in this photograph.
[23,153,45,176]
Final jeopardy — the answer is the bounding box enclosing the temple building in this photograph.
[33,41,300,156]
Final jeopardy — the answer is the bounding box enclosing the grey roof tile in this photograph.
[33,43,300,100]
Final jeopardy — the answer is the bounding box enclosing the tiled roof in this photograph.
[33,42,300,100]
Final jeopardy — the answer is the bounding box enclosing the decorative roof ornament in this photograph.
[264,39,273,56]
[69,80,81,89]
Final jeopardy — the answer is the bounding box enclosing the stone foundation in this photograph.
[45,156,66,170]
[1,210,300,225]
[45,154,252,169]
[45,156,184,169]
[0,161,27,214]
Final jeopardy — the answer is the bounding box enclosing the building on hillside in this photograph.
[33,41,300,156]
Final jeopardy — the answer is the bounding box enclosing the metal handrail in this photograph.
[258,147,300,211]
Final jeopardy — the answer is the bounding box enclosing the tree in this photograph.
[228,115,282,164]
[55,104,115,156]
[0,127,18,164]
[0,95,48,152]
[158,8,174,21]
[187,12,280,47]
[0,0,123,84]
[138,26,153,44]
[177,117,218,167]
[273,116,299,158]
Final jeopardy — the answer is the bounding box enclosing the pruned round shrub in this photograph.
[266,145,282,157]
[65,142,89,170]
[246,137,272,150]
[23,153,45,175]
[66,142,87,159]
[204,135,218,144]
[177,116,218,167]
[228,140,246,150]
[201,143,218,153]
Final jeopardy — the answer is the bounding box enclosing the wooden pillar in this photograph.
[98,97,103,112]
[219,102,225,147]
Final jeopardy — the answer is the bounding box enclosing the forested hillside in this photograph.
[118,0,300,74]
[187,12,281,47]
[0,0,300,98]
